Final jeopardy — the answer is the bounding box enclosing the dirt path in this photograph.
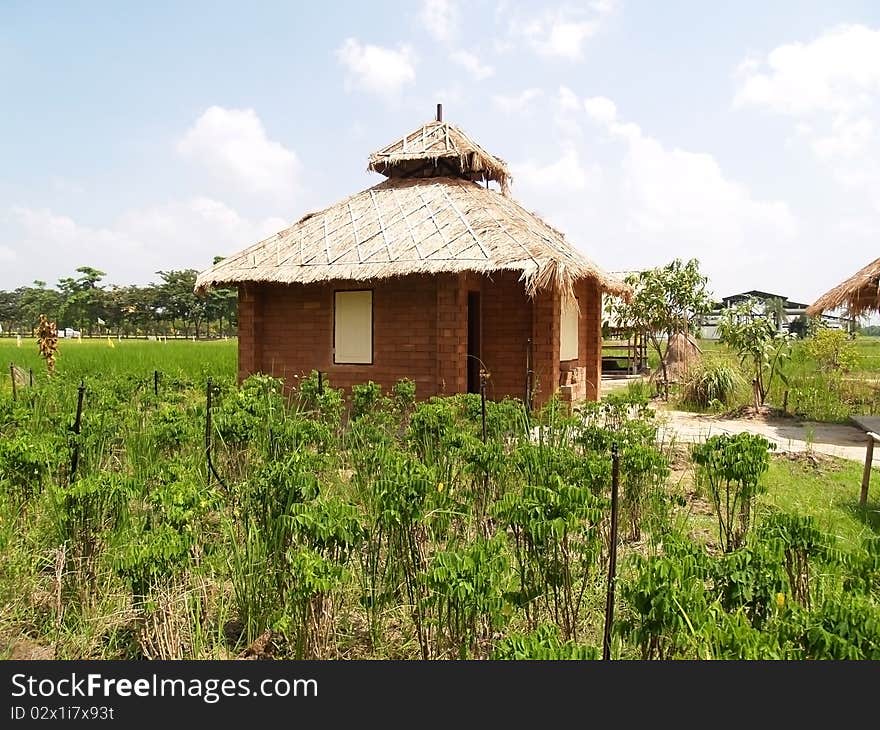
[654,407,875,465]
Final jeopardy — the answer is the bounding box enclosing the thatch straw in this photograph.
[194,176,630,300]
[367,120,512,195]
[656,332,701,382]
[806,256,880,317]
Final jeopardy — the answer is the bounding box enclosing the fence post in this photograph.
[205,378,213,486]
[204,378,230,495]
[524,338,533,415]
[861,434,877,507]
[29,368,33,388]
[69,380,85,483]
[603,442,620,660]
[154,369,159,397]
[480,370,488,443]
[9,362,16,401]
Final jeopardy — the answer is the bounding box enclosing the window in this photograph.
[334,290,373,364]
[560,296,579,361]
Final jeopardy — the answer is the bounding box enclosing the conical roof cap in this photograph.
[368,117,511,194]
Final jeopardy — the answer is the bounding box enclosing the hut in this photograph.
[194,107,629,407]
[806,256,880,320]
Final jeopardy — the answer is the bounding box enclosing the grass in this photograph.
[760,455,880,552]
[0,337,236,396]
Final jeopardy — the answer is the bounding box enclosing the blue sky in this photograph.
[2,0,879,307]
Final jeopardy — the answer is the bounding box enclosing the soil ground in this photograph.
[654,406,875,465]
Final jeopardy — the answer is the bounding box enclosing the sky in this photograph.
[1,0,879,308]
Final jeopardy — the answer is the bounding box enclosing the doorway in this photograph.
[467,291,481,394]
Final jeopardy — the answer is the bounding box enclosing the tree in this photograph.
[204,256,237,338]
[17,281,63,334]
[609,258,712,399]
[58,266,106,334]
[3,260,235,339]
[156,269,205,338]
[717,298,791,408]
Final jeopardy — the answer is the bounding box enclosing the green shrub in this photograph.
[350,381,384,420]
[692,433,774,552]
[492,624,599,659]
[804,328,859,373]
[679,357,744,410]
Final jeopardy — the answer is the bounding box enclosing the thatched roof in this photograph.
[195,176,629,298]
[367,119,511,195]
[806,256,880,317]
[195,113,629,300]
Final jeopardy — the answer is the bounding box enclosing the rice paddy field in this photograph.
[2,336,880,660]
[0,337,236,390]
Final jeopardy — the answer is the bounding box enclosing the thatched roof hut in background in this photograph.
[658,332,702,382]
[195,106,629,406]
[806,256,880,318]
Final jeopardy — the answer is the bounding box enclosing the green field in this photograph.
[2,337,880,660]
[0,338,236,395]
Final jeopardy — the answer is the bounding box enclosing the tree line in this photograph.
[0,262,236,339]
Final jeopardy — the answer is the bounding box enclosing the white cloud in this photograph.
[420,0,459,43]
[514,145,599,194]
[558,86,581,112]
[590,0,617,15]
[734,24,880,208]
[177,106,300,200]
[491,88,543,113]
[336,38,416,97]
[506,4,615,61]
[509,91,797,297]
[583,95,618,124]
[1,199,286,289]
[734,25,880,117]
[586,102,796,250]
[449,49,494,80]
[811,116,873,160]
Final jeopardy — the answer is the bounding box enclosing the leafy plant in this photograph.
[804,327,859,373]
[607,258,712,399]
[350,381,384,420]
[493,475,606,640]
[424,535,511,658]
[718,298,792,408]
[492,623,599,659]
[691,433,774,552]
[619,540,710,659]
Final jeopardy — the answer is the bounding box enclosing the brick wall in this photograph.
[237,284,263,378]
[436,273,467,396]
[531,287,560,408]
[236,272,603,404]
[242,275,439,397]
[480,271,531,401]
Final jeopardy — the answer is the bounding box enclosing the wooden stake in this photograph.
[603,443,620,661]
[861,434,878,507]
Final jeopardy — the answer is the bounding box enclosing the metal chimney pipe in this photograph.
[436,103,443,122]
